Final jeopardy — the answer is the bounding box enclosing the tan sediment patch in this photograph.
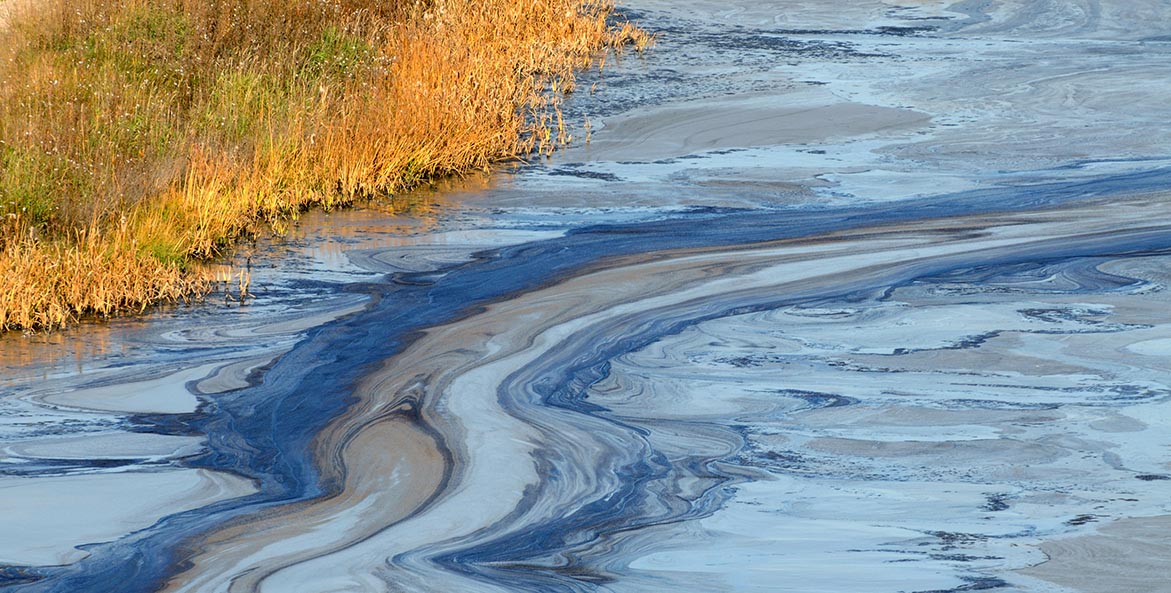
[849,339,1101,377]
[166,415,445,592]
[798,405,1065,429]
[583,90,930,161]
[879,0,955,9]
[807,436,1066,465]
[1020,515,1171,593]
[193,354,281,395]
[156,195,1171,591]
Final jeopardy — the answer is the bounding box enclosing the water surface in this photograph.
[3,1,1171,592]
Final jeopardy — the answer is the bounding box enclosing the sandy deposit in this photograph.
[579,89,929,162]
[1019,516,1171,593]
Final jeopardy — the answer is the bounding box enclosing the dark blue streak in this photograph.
[7,167,1171,592]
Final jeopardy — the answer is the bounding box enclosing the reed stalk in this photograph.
[0,0,652,330]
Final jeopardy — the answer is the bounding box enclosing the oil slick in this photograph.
[4,1,1171,592]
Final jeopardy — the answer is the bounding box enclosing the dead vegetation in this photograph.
[0,0,651,330]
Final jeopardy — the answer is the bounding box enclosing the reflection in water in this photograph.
[5,1,1171,592]
[0,316,152,382]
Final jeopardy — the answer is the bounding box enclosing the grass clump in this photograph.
[0,0,652,331]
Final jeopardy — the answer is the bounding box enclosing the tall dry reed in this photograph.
[0,0,651,330]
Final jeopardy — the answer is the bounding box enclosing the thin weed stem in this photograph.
[0,0,650,330]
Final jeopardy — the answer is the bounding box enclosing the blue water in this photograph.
[11,164,1171,592]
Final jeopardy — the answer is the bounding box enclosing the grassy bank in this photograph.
[0,0,649,330]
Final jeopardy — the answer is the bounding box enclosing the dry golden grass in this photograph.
[0,0,651,331]
[0,214,206,329]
